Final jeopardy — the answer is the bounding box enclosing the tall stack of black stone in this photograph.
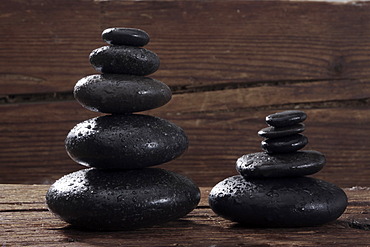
[209,110,348,227]
[46,28,200,231]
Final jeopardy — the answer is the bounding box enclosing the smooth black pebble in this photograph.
[46,168,200,231]
[236,150,325,178]
[266,110,307,127]
[208,175,347,227]
[258,123,305,138]
[261,134,308,153]
[74,74,172,113]
[102,27,150,46]
[65,114,188,169]
[89,46,160,76]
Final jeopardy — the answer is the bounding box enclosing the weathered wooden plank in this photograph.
[2,0,370,95]
[0,185,369,246]
[164,79,370,114]
[0,0,100,95]
[1,0,370,188]
[0,96,369,186]
[0,184,47,211]
[102,0,370,84]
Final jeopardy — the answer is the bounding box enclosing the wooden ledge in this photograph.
[1,184,369,246]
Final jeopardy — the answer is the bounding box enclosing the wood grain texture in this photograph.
[1,185,369,246]
[0,0,100,95]
[1,0,370,187]
[1,96,369,187]
[2,0,370,94]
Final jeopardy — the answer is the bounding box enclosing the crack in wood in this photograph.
[0,208,48,213]
[170,78,351,95]
[0,91,74,104]
[0,78,355,105]
[0,73,45,83]
[0,202,45,205]
[174,97,370,115]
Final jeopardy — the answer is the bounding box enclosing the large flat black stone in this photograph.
[74,74,171,113]
[236,150,325,178]
[46,168,200,231]
[65,114,188,169]
[209,176,347,227]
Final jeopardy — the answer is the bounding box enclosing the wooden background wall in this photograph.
[1,0,369,187]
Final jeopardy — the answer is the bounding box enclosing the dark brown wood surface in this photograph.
[1,184,369,246]
[1,0,370,187]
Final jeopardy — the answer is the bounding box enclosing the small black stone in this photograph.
[236,150,325,178]
[65,114,188,169]
[266,110,307,127]
[89,46,160,76]
[74,74,172,113]
[102,27,150,47]
[46,168,200,231]
[258,123,305,138]
[261,134,308,153]
[208,176,347,227]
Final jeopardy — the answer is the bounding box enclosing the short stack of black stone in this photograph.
[46,28,200,231]
[209,110,348,227]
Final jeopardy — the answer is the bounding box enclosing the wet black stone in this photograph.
[74,74,172,113]
[261,134,308,153]
[102,27,150,47]
[65,114,188,169]
[46,168,200,231]
[258,123,305,138]
[89,46,160,76]
[266,110,307,127]
[208,176,347,227]
[236,150,325,178]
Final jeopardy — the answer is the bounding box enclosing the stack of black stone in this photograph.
[209,110,348,227]
[46,28,200,231]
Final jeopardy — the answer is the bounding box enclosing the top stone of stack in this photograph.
[102,28,150,47]
[265,110,307,127]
